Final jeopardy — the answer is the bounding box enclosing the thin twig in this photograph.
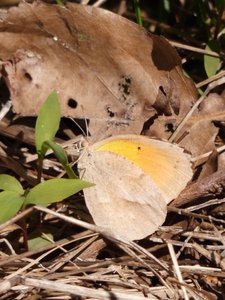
[170,41,220,58]
[0,206,34,233]
[168,206,225,225]
[196,70,225,88]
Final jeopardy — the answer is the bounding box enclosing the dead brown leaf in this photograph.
[0,1,197,140]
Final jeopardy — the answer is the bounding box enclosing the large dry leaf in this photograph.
[0,1,197,139]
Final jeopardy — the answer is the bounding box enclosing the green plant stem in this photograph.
[55,0,64,5]
[133,0,143,26]
[37,156,44,183]
[43,140,77,179]
[63,164,77,179]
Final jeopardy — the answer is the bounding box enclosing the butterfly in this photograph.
[78,134,193,241]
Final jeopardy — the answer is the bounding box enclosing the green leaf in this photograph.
[35,91,61,156]
[28,232,53,250]
[204,40,221,77]
[24,178,94,206]
[0,174,24,194]
[0,191,24,224]
[43,140,77,179]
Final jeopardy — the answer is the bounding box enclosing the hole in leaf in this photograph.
[67,98,78,109]
[166,122,175,132]
[0,77,10,103]
[141,114,157,133]
[24,72,32,81]
[159,85,166,96]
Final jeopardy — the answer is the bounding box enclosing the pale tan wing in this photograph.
[78,149,167,241]
[92,135,193,204]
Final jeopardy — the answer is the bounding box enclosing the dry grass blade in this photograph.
[167,242,189,300]
[21,277,157,300]
[34,205,169,273]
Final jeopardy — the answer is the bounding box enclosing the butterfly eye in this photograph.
[80,139,89,150]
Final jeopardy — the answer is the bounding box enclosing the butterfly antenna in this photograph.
[81,105,91,138]
[69,117,87,137]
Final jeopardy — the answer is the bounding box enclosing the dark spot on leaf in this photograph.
[153,85,173,116]
[67,98,78,109]
[138,146,141,150]
[141,114,157,133]
[159,85,166,96]
[106,106,115,117]
[125,77,131,84]
[24,72,32,81]
[151,35,180,71]
[35,20,44,29]
[166,122,175,132]
[122,83,130,95]
[119,75,131,96]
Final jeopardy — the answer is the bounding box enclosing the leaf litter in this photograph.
[0,1,225,299]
